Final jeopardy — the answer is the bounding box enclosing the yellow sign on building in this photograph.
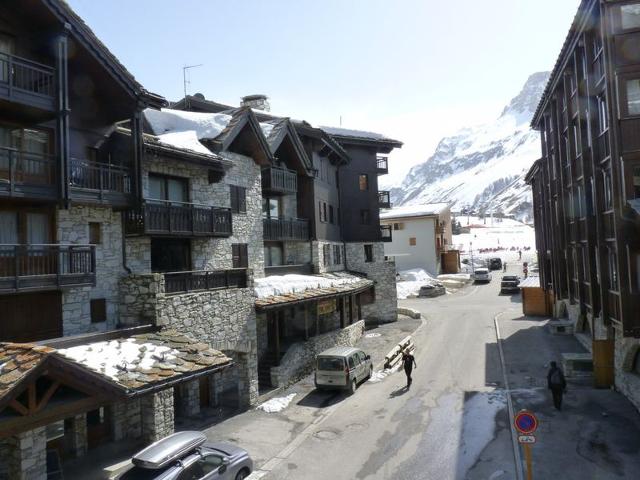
[317,299,336,315]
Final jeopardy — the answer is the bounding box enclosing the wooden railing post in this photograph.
[9,150,15,195]
[14,245,19,291]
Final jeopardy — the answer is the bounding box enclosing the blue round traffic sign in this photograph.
[514,410,538,434]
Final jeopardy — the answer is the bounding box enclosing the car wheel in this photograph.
[349,378,357,395]
[235,469,250,480]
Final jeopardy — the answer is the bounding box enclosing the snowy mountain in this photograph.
[389,72,549,223]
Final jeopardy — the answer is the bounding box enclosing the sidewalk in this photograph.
[497,309,640,479]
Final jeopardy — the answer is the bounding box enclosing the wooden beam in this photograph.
[9,399,29,416]
[28,383,36,414]
[36,381,60,413]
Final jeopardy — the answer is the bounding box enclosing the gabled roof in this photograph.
[42,0,165,108]
[261,118,314,174]
[320,126,403,153]
[209,107,274,165]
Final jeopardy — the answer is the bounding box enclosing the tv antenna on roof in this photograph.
[183,64,203,103]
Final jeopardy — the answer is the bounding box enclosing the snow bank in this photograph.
[144,108,233,155]
[257,393,296,413]
[396,269,443,299]
[58,339,178,382]
[254,273,361,299]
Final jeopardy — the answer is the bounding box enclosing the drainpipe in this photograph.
[121,214,132,274]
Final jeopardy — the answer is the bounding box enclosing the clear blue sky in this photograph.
[67,0,582,184]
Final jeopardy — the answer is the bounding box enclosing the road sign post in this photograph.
[514,410,538,480]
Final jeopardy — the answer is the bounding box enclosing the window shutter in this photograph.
[232,244,248,268]
[238,187,246,213]
[230,186,238,213]
[240,244,248,268]
[232,244,240,267]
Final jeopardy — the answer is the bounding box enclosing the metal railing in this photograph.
[124,200,233,237]
[0,53,55,100]
[69,159,132,194]
[263,217,309,241]
[262,167,297,194]
[378,190,391,208]
[0,146,56,195]
[164,269,247,294]
[376,156,389,174]
[379,224,392,242]
[0,244,96,292]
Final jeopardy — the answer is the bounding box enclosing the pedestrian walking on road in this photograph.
[547,361,567,410]
[518,249,522,260]
[403,349,417,389]
[503,261,507,272]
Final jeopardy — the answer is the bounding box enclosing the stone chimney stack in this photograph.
[240,94,270,112]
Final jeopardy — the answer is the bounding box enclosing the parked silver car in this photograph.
[314,346,373,394]
[117,431,253,480]
[473,268,492,283]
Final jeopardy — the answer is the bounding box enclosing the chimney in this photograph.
[241,94,270,112]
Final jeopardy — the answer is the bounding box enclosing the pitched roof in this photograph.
[380,203,450,220]
[319,126,403,150]
[0,344,54,401]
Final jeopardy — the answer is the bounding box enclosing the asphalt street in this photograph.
[259,271,520,480]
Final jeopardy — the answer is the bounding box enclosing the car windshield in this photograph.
[475,269,488,274]
[317,356,345,371]
[502,276,518,281]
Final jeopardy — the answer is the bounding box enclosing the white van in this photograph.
[314,347,373,394]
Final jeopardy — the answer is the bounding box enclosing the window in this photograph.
[603,169,613,209]
[151,238,190,272]
[262,197,280,218]
[609,249,618,291]
[625,79,640,116]
[621,4,640,30]
[393,223,404,230]
[149,174,188,204]
[89,222,101,244]
[360,209,370,225]
[232,244,248,268]
[329,205,334,224]
[199,454,224,475]
[323,203,328,223]
[264,243,283,267]
[359,174,369,191]
[90,299,107,323]
[230,185,246,213]
[364,244,374,263]
[333,245,342,265]
[633,165,640,198]
[323,244,331,267]
[409,237,417,246]
[597,95,608,134]
[348,356,355,369]
[634,350,640,375]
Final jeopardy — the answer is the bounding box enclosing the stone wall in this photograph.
[345,242,397,323]
[283,241,312,266]
[312,240,345,273]
[141,388,174,444]
[118,273,164,326]
[58,205,125,334]
[0,427,47,480]
[270,320,365,388]
[614,326,640,412]
[111,398,142,441]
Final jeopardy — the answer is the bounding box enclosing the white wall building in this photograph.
[380,203,452,275]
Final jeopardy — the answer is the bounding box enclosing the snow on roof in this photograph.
[320,126,398,143]
[254,272,364,299]
[380,203,450,220]
[143,108,233,155]
[260,122,276,139]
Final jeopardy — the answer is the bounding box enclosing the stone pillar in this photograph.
[5,427,47,480]
[141,388,174,444]
[69,413,88,458]
[236,353,259,409]
[111,399,142,441]
[179,381,201,417]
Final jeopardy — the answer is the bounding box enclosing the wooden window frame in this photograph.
[232,243,248,269]
[230,185,246,214]
[364,244,374,263]
[89,222,101,245]
[90,298,107,323]
[359,174,369,191]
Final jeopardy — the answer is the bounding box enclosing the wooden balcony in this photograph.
[263,217,309,241]
[378,190,391,209]
[262,167,297,195]
[164,269,247,294]
[69,159,133,207]
[376,156,389,175]
[0,53,56,112]
[124,201,232,237]
[379,224,392,242]
[265,264,313,276]
[0,244,96,293]
[0,147,57,200]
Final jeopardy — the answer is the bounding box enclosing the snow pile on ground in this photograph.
[254,273,361,299]
[396,269,443,299]
[437,273,473,291]
[365,332,381,338]
[457,390,508,476]
[257,393,297,413]
[144,108,233,155]
[368,362,402,383]
[58,339,178,382]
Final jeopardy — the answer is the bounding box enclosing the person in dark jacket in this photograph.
[402,349,417,389]
[547,361,567,410]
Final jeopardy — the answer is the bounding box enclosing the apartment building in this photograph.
[526,0,640,410]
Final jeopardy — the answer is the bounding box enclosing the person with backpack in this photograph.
[402,349,417,389]
[547,361,567,410]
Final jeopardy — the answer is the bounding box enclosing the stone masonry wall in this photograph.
[118,273,164,326]
[312,240,345,273]
[141,388,174,444]
[58,205,125,334]
[283,240,312,266]
[270,320,365,388]
[111,398,142,441]
[345,242,397,323]
[614,326,640,412]
[0,427,47,480]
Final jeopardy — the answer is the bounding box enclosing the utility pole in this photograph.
[183,64,203,104]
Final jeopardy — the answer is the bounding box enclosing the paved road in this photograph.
[260,272,520,480]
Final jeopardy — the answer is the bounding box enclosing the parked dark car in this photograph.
[117,431,253,480]
[489,258,502,270]
[500,275,520,294]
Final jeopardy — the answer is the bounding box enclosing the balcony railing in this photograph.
[378,190,391,209]
[262,167,297,194]
[263,217,309,241]
[0,53,56,111]
[376,156,389,174]
[69,159,133,206]
[379,225,392,242]
[124,200,233,237]
[0,244,96,293]
[0,146,57,199]
[164,269,247,294]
